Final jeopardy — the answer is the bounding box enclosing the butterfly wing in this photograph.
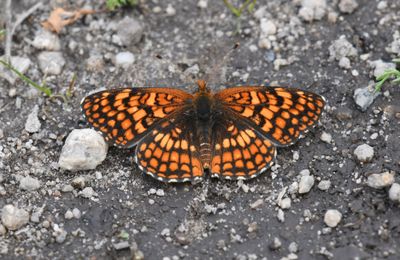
[135,111,204,183]
[214,86,325,146]
[210,111,276,180]
[81,88,193,147]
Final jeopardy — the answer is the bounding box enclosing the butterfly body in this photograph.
[81,80,325,183]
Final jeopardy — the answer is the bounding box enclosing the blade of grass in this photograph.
[222,0,241,17]
[0,59,52,96]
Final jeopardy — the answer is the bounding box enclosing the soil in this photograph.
[0,0,399,259]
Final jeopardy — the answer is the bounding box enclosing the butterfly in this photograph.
[81,80,325,183]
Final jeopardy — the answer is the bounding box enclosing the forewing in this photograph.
[135,112,204,183]
[215,86,325,146]
[81,88,192,147]
[210,113,276,180]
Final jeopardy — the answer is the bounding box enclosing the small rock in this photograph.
[377,1,387,9]
[318,180,331,191]
[54,228,67,243]
[165,4,176,16]
[279,198,292,209]
[86,54,104,72]
[0,224,6,235]
[114,52,135,68]
[156,189,165,197]
[353,144,374,162]
[197,0,207,9]
[386,31,400,56]
[299,175,315,194]
[277,209,285,222]
[59,129,108,171]
[353,87,380,112]
[0,56,31,84]
[289,242,298,253]
[369,59,396,78]
[389,183,400,203]
[338,0,358,14]
[32,30,61,51]
[79,187,96,199]
[113,241,130,250]
[71,176,86,189]
[338,57,351,69]
[250,199,264,209]
[288,182,299,194]
[25,105,41,133]
[320,132,332,143]
[298,0,327,21]
[65,210,74,219]
[115,17,143,46]
[269,237,282,250]
[328,36,357,61]
[37,51,65,75]
[324,209,342,227]
[72,208,81,219]
[260,18,277,36]
[1,205,29,231]
[19,176,41,191]
[367,172,395,189]
[335,107,353,120]
[61,184,74,193]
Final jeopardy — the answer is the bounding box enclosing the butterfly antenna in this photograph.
[204,42,240,84]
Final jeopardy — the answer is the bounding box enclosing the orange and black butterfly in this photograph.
[81,80,325,183]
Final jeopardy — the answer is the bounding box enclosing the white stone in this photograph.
[369,59,396,78]
[32,30,61,51]
[72,208,81,219]
[377,1,387,9]
[25,105,41,133]
[338,57,351,69]
[279,198,292,209]
[1,205,30,231]
[277,209,285,222]
[165,4,176,16]
[298,0,327,21]
[65,210,74,219]
[389,183,400,203]
[156,189,165,197]
[79,187,96,198]
[37,51,65,75]
[19,176,41,191]
[386,31,400,55]
[299,175,315,194]
[320,132,332,143]
[114,52,135,68]
[367,172,395,189]
[338,0,358,14]
[324,209,342,227]
[353,144,374,162]
[260,19,277,36]
[197,0,207,9]
[318,180,331,191]
[59,129,108,171]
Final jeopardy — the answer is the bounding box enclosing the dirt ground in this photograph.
[0,0,400,259]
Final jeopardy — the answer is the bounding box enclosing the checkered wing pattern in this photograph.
[210,112,276,180]
[135,113,204,182]
[215,86,325,146]
[81,88,192,147]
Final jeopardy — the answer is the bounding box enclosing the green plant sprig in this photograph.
[222,0,256,18]
[0,59,52,96]
[106,0,138,11]
[375,58,400,92]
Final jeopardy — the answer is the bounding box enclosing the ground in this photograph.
[0,0,400,259]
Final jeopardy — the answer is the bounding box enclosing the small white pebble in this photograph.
[324,209,342,227]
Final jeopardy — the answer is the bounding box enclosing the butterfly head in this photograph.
[197,80,210,93]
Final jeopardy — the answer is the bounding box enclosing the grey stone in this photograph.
[353,144,374,162]
[299,175,315,194]
[1,205,29,231]
[32,30,61,51]
[298,0,327,21]
[260,18,277,37]
[65,210,74,219]
[116,17,143,46]
[369,59,396,78]
[320,132,332,143]
[19,176,41,191]
[329,36,357,61]
[353,87,380,112]
[0,56,31,84]
[250,199,264,209]
[386,31,400,55]
[37,51,65,75]
[318,180,331,191]
[367,172,395,189]
[58,129,108,171]
[338,0,358,14]
[279,198,291,209]
[79,187,96,198]
[389,183,400,203]
[25,105,41,133]
[338,57,351,69]
[324,209,342,227]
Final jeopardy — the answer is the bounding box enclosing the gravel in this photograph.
[1,205,30,231]
[338,0,359,14]
[386,31,400,55]
[353,86,380,112]
[115,16,143,46]
[320,132,332,144]
[324,209,342,227]
[24,105,41,133]
[353,144,374,162]
[367,172,395,189]
[298,0,327,21]
[298,175,315,194]
[19,176,41,191]
[114,51,135,68]
[318,180,331,191]
[0,56,31,84]
[388,183,400,203]
[369,59,396,78]
[37,51,66,75]
[328,36,357,61]
[31,29,61,51]
[79,187,96,198]
[58,129,108,171]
